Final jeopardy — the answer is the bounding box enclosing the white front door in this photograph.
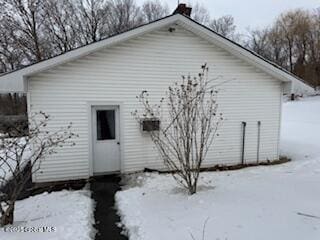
[92,106,120,174]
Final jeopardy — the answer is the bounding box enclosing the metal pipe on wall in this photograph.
[257,121,261,163]
[241,121,247,165]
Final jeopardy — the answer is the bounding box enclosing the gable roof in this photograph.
[0,13,313,92]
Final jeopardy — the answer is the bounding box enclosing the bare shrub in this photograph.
[134,64,223,195]
[0,111,77,226]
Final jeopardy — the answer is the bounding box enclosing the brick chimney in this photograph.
[173,3,192,17]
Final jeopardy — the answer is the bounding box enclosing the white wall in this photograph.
[28,24,282,182]
[0,74,26,93]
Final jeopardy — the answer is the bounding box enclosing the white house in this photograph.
[0,11,313,183]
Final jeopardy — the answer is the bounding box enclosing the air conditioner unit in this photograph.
[140,118,160,132]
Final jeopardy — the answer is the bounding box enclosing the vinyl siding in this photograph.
[28,25,282,182]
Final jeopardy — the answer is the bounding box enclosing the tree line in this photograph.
[0,0,319,87]
[0,0,237,73]
[0,93,26,115]
[246,9,320,87]
[0,0,168,72]
[0,93,27,133]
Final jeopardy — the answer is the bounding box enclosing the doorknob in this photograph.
[117,142,120,145]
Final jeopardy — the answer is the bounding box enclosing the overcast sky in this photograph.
[138,0,319,33]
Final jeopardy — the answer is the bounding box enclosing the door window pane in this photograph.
[97,110,115,140]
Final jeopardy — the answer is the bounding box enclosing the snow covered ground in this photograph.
[116,96,320,240]
[280,96,320,164]
[0,189,95,240]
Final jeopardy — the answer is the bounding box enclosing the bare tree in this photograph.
[246,26,284,66]
[42,0,84,54]
[75,0,109,43]
[276,10,303,72]
[0,22,25,73]
[1,0,46,62]
[209,15,237,40]
[307,8,320,86]
[134,64,223,195]
[0,112,77,226]
[246,8,320,87]
[190,3,210,25]
[0,0,147,72]
[188,4,240,42]
[106,0,144,35]
[246,28,269,56]
[0,0,242,77]
[141,0,169,22]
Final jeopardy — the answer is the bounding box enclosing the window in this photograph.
[96,110,115,140]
